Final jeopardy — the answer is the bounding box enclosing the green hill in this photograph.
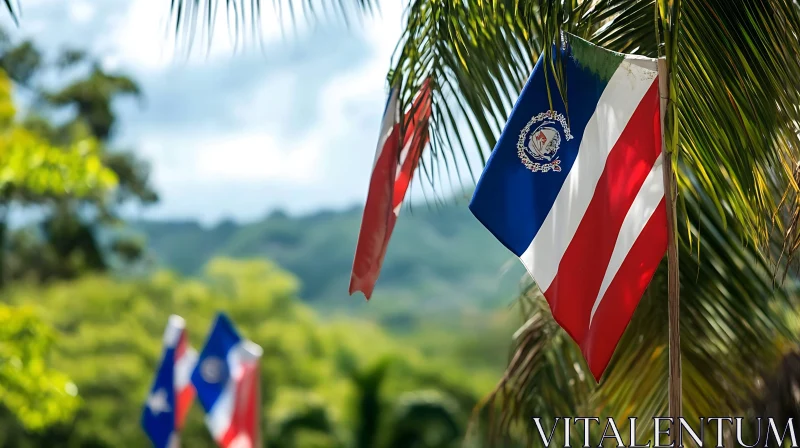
[133,200,526,311]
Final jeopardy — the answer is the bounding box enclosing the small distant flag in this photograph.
[142,315,198,448]
[349,80,432,299]
[191,313,263,448]
[469,35,666,381]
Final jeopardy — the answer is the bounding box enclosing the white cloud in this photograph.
[68,0,95,24]
[191,132,322,184]
[229,71,298,125]
[107,0,307,73]
[130,0,409,222]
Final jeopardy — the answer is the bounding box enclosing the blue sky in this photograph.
[3,0,475,224]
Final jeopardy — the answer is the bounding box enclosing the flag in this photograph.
[191,313,263,448]
[349,80,432,299]
[142,315,198,448]
[469,35,667,381]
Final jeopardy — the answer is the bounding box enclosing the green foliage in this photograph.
[0,29,158,286]
[0,47,126,438]
[0,258,497,448]
[166,0,377,58]
[269,400,341,447]
[0,69,117,199]
[0,304,80,431]
[386,391,461,448]
[44,63,142,142]
[0,61,123,291]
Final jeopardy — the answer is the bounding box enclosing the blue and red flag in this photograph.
[470,36,667,381]
[349,80,432,299]
[191,313,262,448]
[142,315,198,448]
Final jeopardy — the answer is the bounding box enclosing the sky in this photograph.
[1,0,476,224]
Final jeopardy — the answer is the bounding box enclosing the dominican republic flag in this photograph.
[191,313,263,448]
[142,315,198,448]
[469,35,666,381]
[349,80,432,300]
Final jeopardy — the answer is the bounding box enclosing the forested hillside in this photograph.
[134,200,526,310]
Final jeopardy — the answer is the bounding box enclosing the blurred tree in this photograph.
[0,60,116,442]
[0,28,42,87]
[269,357,464,448]
[0,258,492,448]
[269,401,342,447]
[44,62,141,142]
[0,64,118,287]
[386,391,461,448]
[0,304,80,433]
[0,29,157,284]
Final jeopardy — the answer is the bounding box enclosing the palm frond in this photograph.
[673,0,800,253]
[167,0,377,56]
[396,3,800,439]
[471,294,594,446]
[3,0,17,26]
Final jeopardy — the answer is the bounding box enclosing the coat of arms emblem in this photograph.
[517,110,573,173]
[200,356,226,384]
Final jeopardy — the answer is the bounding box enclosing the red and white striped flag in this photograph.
[349,80,432,299]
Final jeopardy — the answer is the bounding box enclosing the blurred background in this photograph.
[4,1,800,447]
[0,0,529,447]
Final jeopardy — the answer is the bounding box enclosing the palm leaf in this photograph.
[2,0,17,26]
[671,0,800,253]
[470,296,593,446]
[166,0,378,56]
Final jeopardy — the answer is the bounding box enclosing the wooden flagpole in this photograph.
[658,57,682,441]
